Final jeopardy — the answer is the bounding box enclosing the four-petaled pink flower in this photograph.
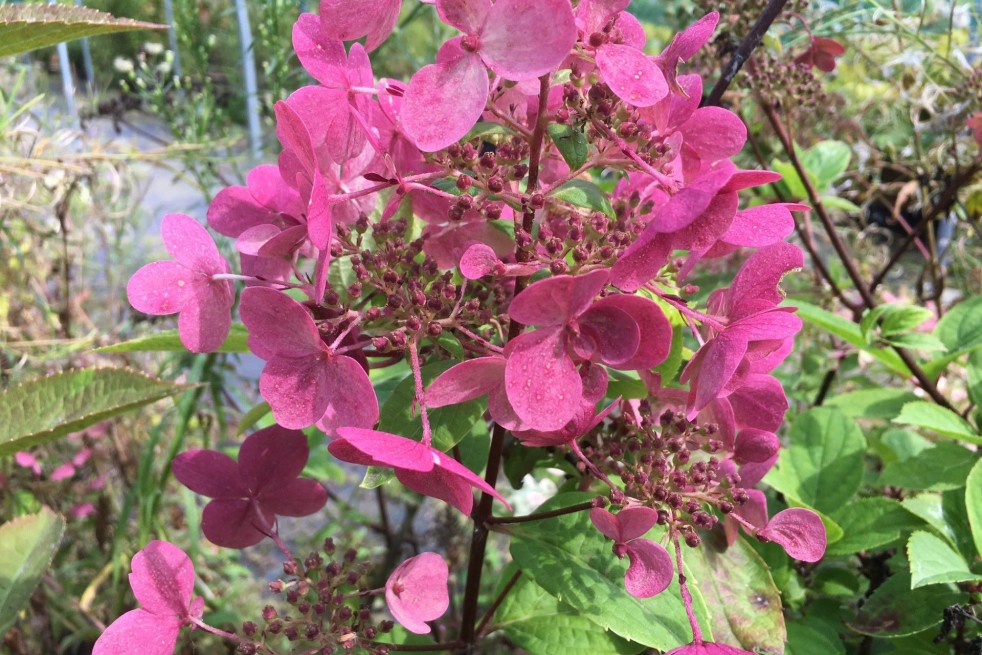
[127,213,234,353]
[93,540,204,655]
[239,286,379,434]
[172,425,328,549]
[328,428,510,515]
[590,507,674,598]
[723,489,827,562]
[385,552,450,634]
[795,36,845,73]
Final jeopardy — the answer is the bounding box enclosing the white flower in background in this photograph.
[144,42,164,56]
[156,61,173,75]
[113,57,135,74]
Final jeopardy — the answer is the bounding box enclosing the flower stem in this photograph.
[672,529,703,644]
[409,337,433,446]
[488,500,595,525]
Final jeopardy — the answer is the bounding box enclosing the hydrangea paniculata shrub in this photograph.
[107,1,826,652]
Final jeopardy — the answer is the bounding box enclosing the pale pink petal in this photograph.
[293,13,347,86]
[126,261,193,316]
[319,0,400,48]
[240,287,323,360]
[129,540,195,617]
[425,357,506,408]
[177,281,234,353]
[238,426,309,493]
[160,214,226,274]
[201,498,271,549]
[437,0,490,33]
[172,450,246,498]
[14,452,41,476]
[261,478,328,517]
[508,269,609,326]
[207,186,277,238]
[759,508,827,562]
[504,328,582,431]
[50,463,75,481]
[575,0,629,34]
[459,243,501,279]
[92,609,181,655]
[247,165,304,217]
[624,538,673,598]
[481,0,577,80]
[733,428,780,463]
[402,40,488,152]
[385,553,450,634]
[315,355,380,437]
[597,44,667,108]
[616,506,660,542]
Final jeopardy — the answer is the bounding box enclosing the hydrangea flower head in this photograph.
[590,506,674,598]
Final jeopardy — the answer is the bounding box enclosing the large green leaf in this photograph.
[907,531,980,588]
[547,124,589,172]
[495,567,643,655]
[966,459,982,559]
[508,494,705,651]
[827,498,924,556]
[0,368,193,457]
[849,572,962,638]
[935,295,982,352]
[878,442,978,491]
[764,408,865,515]
[893,401,982,445]
[0,5,164,58]
[95,324,250,354]
[825,388,919,419]
[0,507,65,633]
[800,140,852,191]
[685,534,785,654]
[791,300,909,375]
[786,621,846,655]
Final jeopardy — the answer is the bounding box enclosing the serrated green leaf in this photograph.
[496,567,643,655]
[849,572,961,637]
[508,494,706,650]
[0,368,192,457]
[686,534,785,654]
[791,300,909,375]
[827,498,923,555]
[966,459,982,558]
[968,350,982,408]
[764,408,865,515]
[786,621,846,655]
[95,324,250,353]
[881,306,934,336]
[0,5,165,58]
[824,388,919,419]
[376,361,484,452]
[893,401,982,444]
[0,507,65,633]
[801,140,852,191]
[936,295,982,352]
[907,531,979,588]
[547,123,589,171]
[884,333,947,352]
[551,179,615,218]
[860,306,890,341]
[879,442,978,491]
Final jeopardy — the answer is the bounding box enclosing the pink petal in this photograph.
[728,374,787,432]
[402,40,488,152]
[759,508,827,562]
[720,169,783,193]
[129,540,195,617]
[738,454,778,488]
[590,507,621,541]
[385,553,450,634]
[126,261,193,316]
[260,354,333,430]
[459,243,501,279]
[177,281,234,353]
[504,328,582,431]
[315,355,380,437]
[480,0,577,80]
[587,294,672,369]
[424,357,506,408]
[201,498,271,549]
[653,161,735,233]
[160,214,227,274]
[207,186,277,238]
[615,12,647,50]
[330,428,437,472]
[624,538,673,598]
[240,287,323,360]
[50,463,75,481]
[734,489,770,531]
[575,303,640,366]
[307,168,334,250]
[576,0,629,34]
[682,330,749,413]
[616,506,660,542]
[274,98,318,177]
[237,426,309,494]
[733,428,780,463]
[172,450,246,498]
[597,44,667,107]
[721,204,795,248]
[726,243,804,319]
[610,229,673,292]
[666,642,755,655]
[659,12,719,69]
[92,609,181,655]
[293,13,347,86]
[679,107,747,163]
[247,164,304,217]
[396,449,508,514]
[437,0,490,34]
[508,270,609,326]
[261,478,328,517]
[319,0,400,49]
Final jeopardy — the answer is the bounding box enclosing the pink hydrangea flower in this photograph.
[328,428,510,515]
[666,642,755,655]
[172,425,328,549]
[319,0,401,52]
[126,213,234,353]
[590,507,674,598]
[385,552,450,634]
[724,489,827,562]
[795,36,845,73]
[239,287,379,434]
[93,540,204,655]
[655,12,720,95]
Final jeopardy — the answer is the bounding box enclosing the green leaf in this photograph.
[966,459,982,559]
[465,121,512,140]
[786,621,846,655]
[551,179,615,218]
[791,300,909,375]
[883,333,947,352]
[359,466,395,490]
[827,498,924,556]
[376,361,485,452]
[880,306,934,336]
[879,442,978,491]
[850,572,962,637]
[893,401,982,444]
[824,388,919,419]
[764,408,865,515]
[95,324,250,353]
[907,531,980,588]
[0,507,65,633]
[935,295,982,352]
[968,350,982,408]
[819,195,861,213]
[0,4,165,58]
[236,402,271,436]
[508,494,705,650]
[686,535,786,654]
[0,368,192,457]
[900,491,976,560]
[547,124,589,171]
[801,140,852,191]
[496,568,643,655]
[770,160,806,199]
